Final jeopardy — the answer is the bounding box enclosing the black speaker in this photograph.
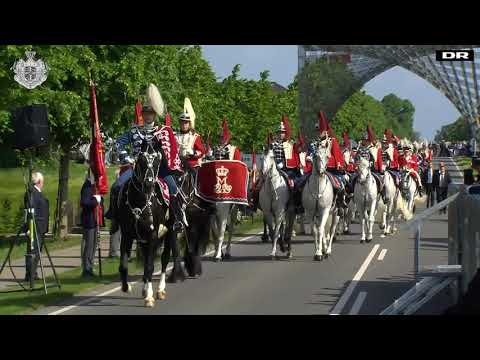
[12,105,49,150]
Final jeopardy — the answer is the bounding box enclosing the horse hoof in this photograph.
[314,255,322,261]
[360,240,365,244]
[324,254,329,259]
[343,230,350,235]
[379,224,385,230]
[366,238,372,243]
[287,252,293,259]
[144,297,155,308]
[122,283,132,293]
[223,253,232,260]
[214,257,222,263]
[156,290,167,300]
[381,234,386,238]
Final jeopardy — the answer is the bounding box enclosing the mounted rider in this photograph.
[174,98,206,171]
[306,112,347,206]
[354,125,385,201]
[382,129,401,186]
[212,118,242,161]
[113,84,187,231]
[398,139,424,197]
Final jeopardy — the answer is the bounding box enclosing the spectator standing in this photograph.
[24,172,49,282]
[433,162,452,214]
[80,171,103,277]
[422,161,435,208]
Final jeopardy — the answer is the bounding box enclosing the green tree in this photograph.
[434,116,470,142]
[381,93,415,138]
[298,58,361,140]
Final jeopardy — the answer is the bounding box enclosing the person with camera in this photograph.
[24,172,49,282]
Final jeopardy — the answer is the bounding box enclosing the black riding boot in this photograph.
[170,194,188,232]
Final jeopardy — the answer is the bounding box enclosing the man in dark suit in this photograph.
[433,162,452,214]
[80,172,103,277]
[25,172,49,282]
[422,161,435,208]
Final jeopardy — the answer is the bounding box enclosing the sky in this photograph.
[202,45,461,140]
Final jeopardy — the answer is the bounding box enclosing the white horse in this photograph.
[212,203,235,261]
[400,169,418,214]
[380,171,398,237]
[354,158,378,243]
[302,144,336,261]
[259,149,295,259]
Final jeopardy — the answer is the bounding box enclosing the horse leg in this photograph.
[225,206,234,260]
[142,243,155,308]
[318,207,330,258]
[270,212,283,259]
[366,200,376,242]
[262,218,269,243]
[327,208,340,256]
[284,208,295,259]
[119,234,132,293]
[213,213,227,262]
[360,206,367,243]
[167,228,186,283]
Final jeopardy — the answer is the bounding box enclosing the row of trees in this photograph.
[297,57,418,140]
[333,91,419,140]
[434,116,471,142]
[0,45,297,239]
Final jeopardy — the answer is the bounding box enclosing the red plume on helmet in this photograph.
[221,117,231,145]
[342,131,351,148]
[135,99,144,126]
[282,115,291,140]
[164,112,172,127]
[318,111,328,133]
[367,124,376,142]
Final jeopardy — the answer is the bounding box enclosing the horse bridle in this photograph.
[125,141,162,239]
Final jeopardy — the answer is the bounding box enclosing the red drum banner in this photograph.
[196,160,249,205]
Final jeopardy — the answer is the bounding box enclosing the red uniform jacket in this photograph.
[391,147,400,170]
[371,146,383,172]
[175,131,206,168]
[327,138,345,170]
[399,154,418,172]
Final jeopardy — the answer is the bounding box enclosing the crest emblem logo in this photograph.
[12,50,49,89]
[214,166,232,194]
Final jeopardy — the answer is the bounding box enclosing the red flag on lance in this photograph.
[135,99,144,126]
[89,80,109,207]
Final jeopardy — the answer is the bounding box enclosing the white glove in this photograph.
[278,162,284,169]
[300,168,304,176]
[94,195,101,204]
[187,149,195,156]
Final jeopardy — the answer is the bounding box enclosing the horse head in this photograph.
[261,147,276,177]
[133,138,163,195]
[313,142,329,175]
[357,157,370,184]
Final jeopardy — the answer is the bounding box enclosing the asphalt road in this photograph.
[34,156,461,315]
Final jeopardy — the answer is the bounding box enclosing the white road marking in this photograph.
[378,249,387,261]
[329,244,380,315]
[48,232,262,315]
[348,291,367,315]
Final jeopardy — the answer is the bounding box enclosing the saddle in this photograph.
[325,171,343,192]
[386,169,401,188]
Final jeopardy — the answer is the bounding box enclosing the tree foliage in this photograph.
[333,91,417,140]
[434,116,470,142]
[298,58,361,139]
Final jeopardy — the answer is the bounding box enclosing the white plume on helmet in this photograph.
[146,83,165,117]
[182,97,196,129]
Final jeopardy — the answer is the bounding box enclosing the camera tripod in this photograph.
[0,157,61,294]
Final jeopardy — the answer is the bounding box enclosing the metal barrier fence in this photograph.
[381,184,465,315]
[448,189,480,298]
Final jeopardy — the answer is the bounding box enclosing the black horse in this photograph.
[117,138,170,308]
[166,161,212,282]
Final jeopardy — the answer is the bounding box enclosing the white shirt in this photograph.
[440,172,445,187]
[34,185,42,193]
[427,168,433,183]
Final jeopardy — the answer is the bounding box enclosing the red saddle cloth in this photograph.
[195,160,249,205]
[156,178,170,207]
[325,172,342,191]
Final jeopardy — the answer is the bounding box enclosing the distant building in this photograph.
[271,81,287,93]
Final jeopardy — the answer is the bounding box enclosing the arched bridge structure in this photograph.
[298,45,480,140]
